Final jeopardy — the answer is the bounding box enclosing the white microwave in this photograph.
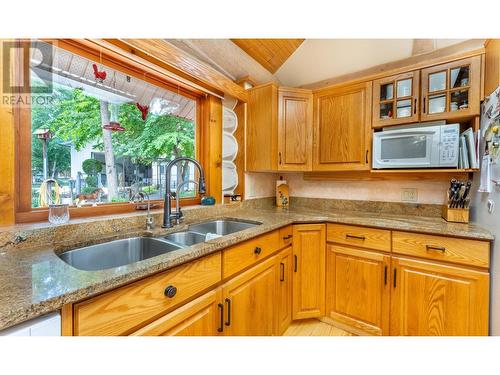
[372,123,459,169]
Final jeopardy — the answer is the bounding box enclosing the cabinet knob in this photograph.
[164,285,177,298]
[254,246,262,255]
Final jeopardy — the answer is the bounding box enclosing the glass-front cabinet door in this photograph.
[372,71,420,128]
[421,56,481,121]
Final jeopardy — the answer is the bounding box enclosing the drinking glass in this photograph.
[48,204,70,224]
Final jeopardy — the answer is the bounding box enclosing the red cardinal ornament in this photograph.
[92,64,107,82]
[136,103,149,121]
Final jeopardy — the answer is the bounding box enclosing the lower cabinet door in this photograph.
[390,257,489,336]
[292,224,326,319]
[130,289,223,336]
[276,246,293,335]
[326,244,390,335]
[222,255,278,336]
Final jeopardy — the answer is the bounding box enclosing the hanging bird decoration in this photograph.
[92,63,107,83]
[136,103,149,121]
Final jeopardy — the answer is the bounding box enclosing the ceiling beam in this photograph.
[103,39,248,102]
[231,39,304,73]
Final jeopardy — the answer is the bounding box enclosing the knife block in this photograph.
[442,205,469,223]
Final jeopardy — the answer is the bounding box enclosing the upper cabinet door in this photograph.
[278,88,313,171]
[313,82,372,171]
[372,71,420,128]
[421,56,481,121]
[246,83,279,172]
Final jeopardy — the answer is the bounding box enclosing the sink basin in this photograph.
[57,237,183,271]
[188,219,261,236]
[162,231,206,247]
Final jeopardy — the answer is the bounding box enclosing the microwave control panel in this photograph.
[439,125,459,166]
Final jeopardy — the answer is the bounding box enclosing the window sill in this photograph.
[15,198,201,224]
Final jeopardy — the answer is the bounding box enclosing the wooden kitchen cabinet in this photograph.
[246,83,313,172]
[390,256,489,336]
[292,224,326,319]
[221,254,278,336]
[420,56,481,121]
[131,289,223,336]
[372,71,420,128]
[72,252,221,336]
[326,244,391,335]
[276,246,293,335]
[313,81,372,171]
[246,83,278,171]
[277,88,313,171]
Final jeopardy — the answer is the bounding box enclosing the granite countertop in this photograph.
[0,206,493,331]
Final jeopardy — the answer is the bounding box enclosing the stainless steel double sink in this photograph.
[57,219,261,271]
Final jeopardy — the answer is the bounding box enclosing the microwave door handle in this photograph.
[376,131,435,139]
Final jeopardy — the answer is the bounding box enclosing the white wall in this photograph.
[275,39,469,87]
[244,172,277,199]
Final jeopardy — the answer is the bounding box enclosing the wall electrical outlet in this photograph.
[401,188,418,202]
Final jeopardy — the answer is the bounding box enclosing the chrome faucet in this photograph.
[163,157,206,228]
[130,191,154,231]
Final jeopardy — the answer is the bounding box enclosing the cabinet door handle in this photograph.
[393,268,397,288]
[279,152,282,165]
[280,262,285,282]
[423,97,426,113]
[283,235,293,240]
[254,246,262,255]
[426,245,446,252]
[384,265,388,285]
[414,98,417,114]
[217,303,224,333]
[346,234,365,241]
[164,285,177,298]
[294,255,298,272]
[224,298,231,326]
[365,150,369,164]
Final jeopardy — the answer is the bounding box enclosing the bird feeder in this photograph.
[103,103,125,132]
[33,128,53,179]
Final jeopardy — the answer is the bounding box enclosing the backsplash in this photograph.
[245,172,278,199]
[289,197,442,217]
[245,172,450,205]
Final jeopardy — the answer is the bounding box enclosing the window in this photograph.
[28,41,198,209]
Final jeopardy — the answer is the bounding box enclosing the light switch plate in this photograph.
[401,188,418,202]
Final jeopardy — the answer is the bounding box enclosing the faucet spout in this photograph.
[163,157,206,228]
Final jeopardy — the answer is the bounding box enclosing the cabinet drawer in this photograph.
[278,225,293,249]
[327,224,391,252]
[223,230,280,278]
[392,231,490,268]
[73,252,222,336]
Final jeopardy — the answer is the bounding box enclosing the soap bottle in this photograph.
[276,176,289,208]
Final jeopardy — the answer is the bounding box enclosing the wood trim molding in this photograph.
[304,170,473,181]
[200,95,223,203]
[0,39,18,225]
[305,40,486,92]
[103,39,248,102]
[13,39,207,224]
[15,198,201,224]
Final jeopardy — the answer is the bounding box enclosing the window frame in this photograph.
[14,39,205,223]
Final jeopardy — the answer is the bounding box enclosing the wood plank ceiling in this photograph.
[231,39,305,73]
